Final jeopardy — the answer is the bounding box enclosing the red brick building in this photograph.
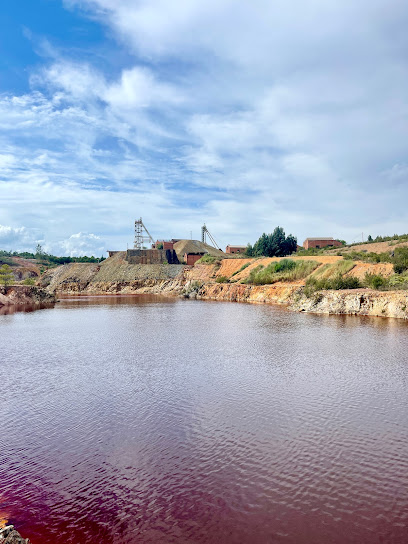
[303,238,343,250]
[225,245,247,254]
[184,252,205,265]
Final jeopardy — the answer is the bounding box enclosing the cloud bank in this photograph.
[1,0,407,254]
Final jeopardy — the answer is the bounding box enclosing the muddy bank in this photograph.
[0,526,30,544]
[0,285,55,307]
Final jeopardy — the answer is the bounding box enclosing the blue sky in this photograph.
[1,0,408,256]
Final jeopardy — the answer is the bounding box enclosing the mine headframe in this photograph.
[134,218,155,249]
[201,223,220,249]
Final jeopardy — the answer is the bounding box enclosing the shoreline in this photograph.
[50,284,408,320]
[35,255,408,320]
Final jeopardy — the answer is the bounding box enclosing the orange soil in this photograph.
[329,240,408,254]
[346,262,394,279]
[217,255,342,282]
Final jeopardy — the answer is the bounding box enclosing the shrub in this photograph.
[215,276,229,283]
[22,277,36,286]
[364,274,387,290]
[304,275,361,297]
[393,248,408,274]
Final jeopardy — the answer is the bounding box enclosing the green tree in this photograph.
[0,264,14,288]
[245,243,254,257]
[251,227,297,257]
[367,235,373,242]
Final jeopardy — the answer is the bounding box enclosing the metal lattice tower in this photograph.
[134,218,155,249]
[201,224,220,249]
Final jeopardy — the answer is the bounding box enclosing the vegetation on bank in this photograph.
[197,254,219,264]
[340,247,408,273]
[304,275,362,297]
[311,260,355,279]
[350,233,408,246]
[0,248,105,266]
[243,259,318,285]
[0,264,14,288]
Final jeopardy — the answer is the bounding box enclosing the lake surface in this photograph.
[1,296,408,544]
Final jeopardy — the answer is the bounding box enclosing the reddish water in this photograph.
[1,296,408,543]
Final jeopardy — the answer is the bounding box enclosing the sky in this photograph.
[0,0,407,256]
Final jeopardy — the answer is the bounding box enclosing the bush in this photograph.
[304,275,361,297]
[22,277,36,286]
[215,276,229,283]
[393,248,408,274]
[364,274,387,289]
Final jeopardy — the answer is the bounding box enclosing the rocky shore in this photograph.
[0,285,55,307]
[0,526,30,544]
[37,253,408,320]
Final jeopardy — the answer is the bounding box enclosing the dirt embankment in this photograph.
[39,251,186,295]
[326,239,408,255]
[0,285,55,307]
[39,254,408,319]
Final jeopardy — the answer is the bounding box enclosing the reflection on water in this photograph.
[0,302,55,316]
[0,296,407,544]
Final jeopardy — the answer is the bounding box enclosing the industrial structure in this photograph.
[109,220,225,266]
[134,218,155,250]
[225,245,247,254]
[201,224,220,249]
[303,238,343,250]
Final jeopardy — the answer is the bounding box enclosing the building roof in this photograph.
[304,237,335,241]
[226,244,247,248]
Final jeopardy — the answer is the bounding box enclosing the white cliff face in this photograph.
[290,289,408,319]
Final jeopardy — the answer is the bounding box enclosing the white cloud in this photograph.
[0,225,43,251]
[1,0,408,252]
[54,232,105,257]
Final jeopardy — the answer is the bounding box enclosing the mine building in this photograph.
[225,245,247,254]
[303,238,343,250]
[184,252,206,266]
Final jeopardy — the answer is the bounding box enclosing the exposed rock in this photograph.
[0,286,56,307]
[290,288,408,319]
[36,253,408,320]
[0,526,30,544]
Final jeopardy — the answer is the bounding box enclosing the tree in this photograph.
[251,227,298,257]
[367,235,373,242]
[0,264,14,288]
[245,243,254,257]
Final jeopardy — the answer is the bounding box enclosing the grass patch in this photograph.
[215,276,229,283]
[245,259,318,285]
[197,254,218,264]
[231,262,251,277]
[311,260,355,280]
